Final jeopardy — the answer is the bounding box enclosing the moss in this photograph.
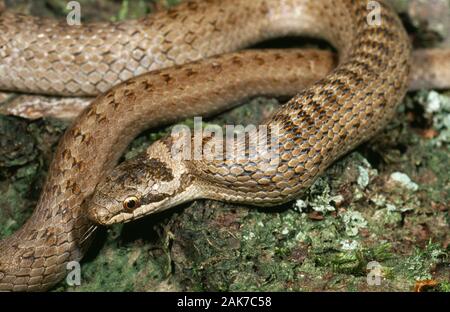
[393,242,448,282]
[294,177,342,214]
[437,281,450,292]
[0,116,67,238]
[113,0,152,21]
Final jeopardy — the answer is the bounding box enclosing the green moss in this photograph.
[113,0,151,21]
[394,242,447,281]
[0,116,67,239]
[437,281,450,292]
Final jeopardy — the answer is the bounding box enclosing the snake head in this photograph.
[87,140,198,225]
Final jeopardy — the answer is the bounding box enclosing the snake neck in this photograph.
[189,0,411,205]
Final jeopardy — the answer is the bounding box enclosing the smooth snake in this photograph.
[0,0,448,291]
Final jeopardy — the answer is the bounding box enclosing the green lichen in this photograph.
[438,281,450,292]
[0,115,67,238]
[394,242,448,282]
[390,172,419,192]
[341,211,368,237]
[413,90,450,146]
[294,178,342,214]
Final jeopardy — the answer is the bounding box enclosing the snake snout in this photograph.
[86,201,112,225]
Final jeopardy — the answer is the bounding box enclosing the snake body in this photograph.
[0,0,411,291]
[2,48,450,120]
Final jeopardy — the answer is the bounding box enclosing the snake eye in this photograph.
[123,196,140,211]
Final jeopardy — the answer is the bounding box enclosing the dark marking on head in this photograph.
[141,192,170,205]
[147,158,174,181]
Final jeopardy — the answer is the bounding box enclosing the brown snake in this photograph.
[1,47,449,120]
[1,0,444,291]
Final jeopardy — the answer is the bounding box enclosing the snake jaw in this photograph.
[103,203,164,225]
[87,192,160,225]
[88,189,197,225]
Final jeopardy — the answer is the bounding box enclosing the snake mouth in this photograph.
[105,212,139,225]
[88,201,159,225]
[87,207,132,226]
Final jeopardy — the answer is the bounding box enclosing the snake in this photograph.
[1,0,446,291]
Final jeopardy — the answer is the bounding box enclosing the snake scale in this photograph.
[0,0,415,291]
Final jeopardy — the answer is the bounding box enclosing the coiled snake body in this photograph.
[0,0,413,291]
